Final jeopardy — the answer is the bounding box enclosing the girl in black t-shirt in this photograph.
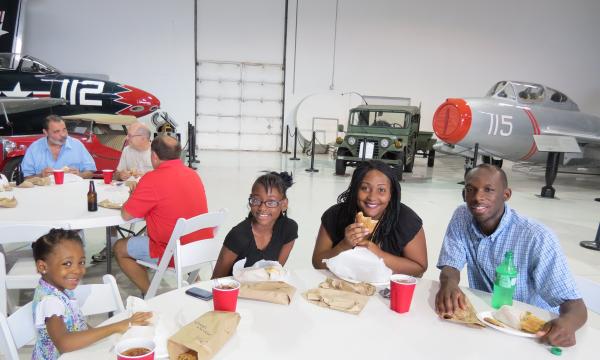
[312,160,428,277]
[212,172,298,278]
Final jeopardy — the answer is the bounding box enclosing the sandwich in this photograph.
[520,311,547,333]
[356,211,378,234]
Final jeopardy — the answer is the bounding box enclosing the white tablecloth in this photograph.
[59,269,600,359]
[0,180,130,229]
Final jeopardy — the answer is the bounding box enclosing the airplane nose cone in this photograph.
[115,84,160,117]
[432,98,472,144]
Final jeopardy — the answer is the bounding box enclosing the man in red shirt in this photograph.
[113,135,212,294]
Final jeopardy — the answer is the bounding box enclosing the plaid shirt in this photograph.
[437,203,580,313]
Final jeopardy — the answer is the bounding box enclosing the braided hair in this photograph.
[337,160,401,246]
[32,228,84,261]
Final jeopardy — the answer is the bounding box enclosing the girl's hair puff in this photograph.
[253,171,294,198]
[31,228,84,261]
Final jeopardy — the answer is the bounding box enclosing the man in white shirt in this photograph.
[114,122,153,180]
[92,122,152,263]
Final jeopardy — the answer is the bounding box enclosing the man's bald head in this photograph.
[151,134,181,161]
[129,122,151,140]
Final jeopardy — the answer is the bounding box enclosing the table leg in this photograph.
[106,226,112,274]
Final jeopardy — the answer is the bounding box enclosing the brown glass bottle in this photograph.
[87,180,98,211]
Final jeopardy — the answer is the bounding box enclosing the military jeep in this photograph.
[334,104,435,180]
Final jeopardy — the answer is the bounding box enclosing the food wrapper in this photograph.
[232,259,288,282]
[0,174,12,191]
[491,305,547,333]
[323,247,392,284]
[17,180,34,188]
[319,277,376,296]
[99,199,123,209]
[29,176,51,186]
[167,311,240,360]
[239,281,296,305]
[0,196,17,208]
[440,296,485,328]
[302,288,369,315]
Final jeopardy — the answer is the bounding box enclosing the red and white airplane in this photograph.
[432,80,600,169]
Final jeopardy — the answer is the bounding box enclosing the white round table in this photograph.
[59,269,600,359]
[0,179,136,273]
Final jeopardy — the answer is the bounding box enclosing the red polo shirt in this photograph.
[123,159,212,259]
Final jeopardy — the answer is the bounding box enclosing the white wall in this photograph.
[20,0,600,148]
[285,0,600,133]
[23,0,195,141]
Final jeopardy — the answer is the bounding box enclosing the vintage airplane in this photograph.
[0,53,160,134]
[432,80,600,169]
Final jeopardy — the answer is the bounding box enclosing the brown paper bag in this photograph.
[440,296,485,328]
[29,176,51,186]
[239,281,296,305]
[17,180,34,188]
[167,311,240,360]
[98,199,122,209]
[0,196,17,208]
[302,288,369,315]
[319,277,376,296]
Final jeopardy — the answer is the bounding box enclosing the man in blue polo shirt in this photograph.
[21,115,96,179]
[436,164,587,347]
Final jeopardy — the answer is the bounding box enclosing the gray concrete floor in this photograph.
[7,149,600,359]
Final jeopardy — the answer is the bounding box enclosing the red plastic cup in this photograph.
[390,274,417,313]
[116,337,155,360]
[212,279,240,312]
[102,169,114,184]
[52,169,64,185]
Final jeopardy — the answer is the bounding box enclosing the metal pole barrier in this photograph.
[282,125,291,154]
[580,223,600,251]
[290,127,300,160]
[306,131,319,172]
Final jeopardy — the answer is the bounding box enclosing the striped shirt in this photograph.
[437,203,580,313]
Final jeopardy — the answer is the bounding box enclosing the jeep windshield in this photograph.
[350,110,407,128]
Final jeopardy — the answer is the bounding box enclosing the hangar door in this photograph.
[195,60,283,151]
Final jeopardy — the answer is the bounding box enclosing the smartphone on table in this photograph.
[185,287,213,301]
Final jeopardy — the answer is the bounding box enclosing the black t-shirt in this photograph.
[321,202,422,256]
[223,216,298,271]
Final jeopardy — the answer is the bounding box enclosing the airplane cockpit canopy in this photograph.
[487,81,579,111]
[0,53,59,74]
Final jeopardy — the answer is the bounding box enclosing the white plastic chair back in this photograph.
[0,224,70,316]
[0,275,123,360]
[141,209,227,299]
[575,275,600,314]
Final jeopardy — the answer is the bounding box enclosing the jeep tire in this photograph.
[403,145,415,173]
[427,149,435,167]
[335,159,346,175]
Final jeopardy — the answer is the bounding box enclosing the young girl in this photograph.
[212,172,297,278]
[312,160,428,276]
[31,229,151,359]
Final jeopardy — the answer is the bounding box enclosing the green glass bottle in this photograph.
[491,251,518,309]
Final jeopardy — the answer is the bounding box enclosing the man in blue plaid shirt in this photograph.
[436,164,587,347]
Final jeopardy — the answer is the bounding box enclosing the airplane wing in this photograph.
[544,129,600,145]
[0,97,67,115]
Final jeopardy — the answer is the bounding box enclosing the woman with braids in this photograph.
[312,160,428,276]
[212,171,297,278]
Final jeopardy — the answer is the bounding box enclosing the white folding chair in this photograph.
[574,275,600,314]
[0,224,69,316]
[0,274,124,360]
[139,209,227,299]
